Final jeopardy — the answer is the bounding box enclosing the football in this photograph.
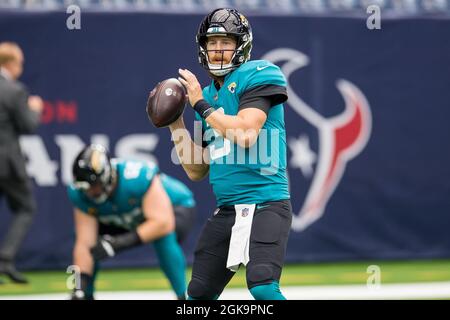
[146,78,186,128]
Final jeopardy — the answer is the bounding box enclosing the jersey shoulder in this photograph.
[67,184,91,213]
[235,60,287,94]
[114,159,159,195]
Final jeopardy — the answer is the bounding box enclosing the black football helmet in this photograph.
[72,144,115,203]
[196,8,253,77]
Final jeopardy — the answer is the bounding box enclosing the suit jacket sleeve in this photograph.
[10,83,40,134]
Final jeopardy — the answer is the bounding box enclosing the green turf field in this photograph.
[1,259,450,296]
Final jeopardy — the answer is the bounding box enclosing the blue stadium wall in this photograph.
[1,11,450,270]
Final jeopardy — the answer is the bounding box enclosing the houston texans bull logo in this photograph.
[262,48,372,232]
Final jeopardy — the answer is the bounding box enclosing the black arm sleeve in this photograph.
[111,230,143,251]
[238,84,288,114]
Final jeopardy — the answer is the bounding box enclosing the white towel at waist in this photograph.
[226,204,256,272]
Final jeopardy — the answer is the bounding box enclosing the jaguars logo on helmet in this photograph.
[196,8,253,77]
[239,14,249,28]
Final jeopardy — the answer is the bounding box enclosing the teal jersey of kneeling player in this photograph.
[196,60,290,206]
[67,159,195,230]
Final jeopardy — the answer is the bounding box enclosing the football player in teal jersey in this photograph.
[168,8,292,300]
[67,144,196,300]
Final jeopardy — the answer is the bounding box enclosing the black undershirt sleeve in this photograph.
[238,84,288,115]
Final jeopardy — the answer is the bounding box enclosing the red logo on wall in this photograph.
[41,100,78,124]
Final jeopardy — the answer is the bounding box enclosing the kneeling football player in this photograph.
[68,144,196,300]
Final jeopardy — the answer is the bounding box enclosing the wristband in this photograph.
[193,99,215,119]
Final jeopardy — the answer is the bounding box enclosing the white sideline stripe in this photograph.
[2,282,450,300]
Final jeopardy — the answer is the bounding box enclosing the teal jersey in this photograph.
[67,159,195,230]
[196,60,290,206]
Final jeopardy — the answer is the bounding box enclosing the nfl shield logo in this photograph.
[242,208,249,217]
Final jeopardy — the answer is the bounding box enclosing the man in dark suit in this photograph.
[0,42,43,284]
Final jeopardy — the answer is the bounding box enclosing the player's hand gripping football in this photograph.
[178,68,204,107]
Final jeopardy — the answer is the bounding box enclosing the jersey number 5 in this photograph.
[205,108,231,160]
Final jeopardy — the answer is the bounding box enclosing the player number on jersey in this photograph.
[123,161,142,179]
[206,108,231,160]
